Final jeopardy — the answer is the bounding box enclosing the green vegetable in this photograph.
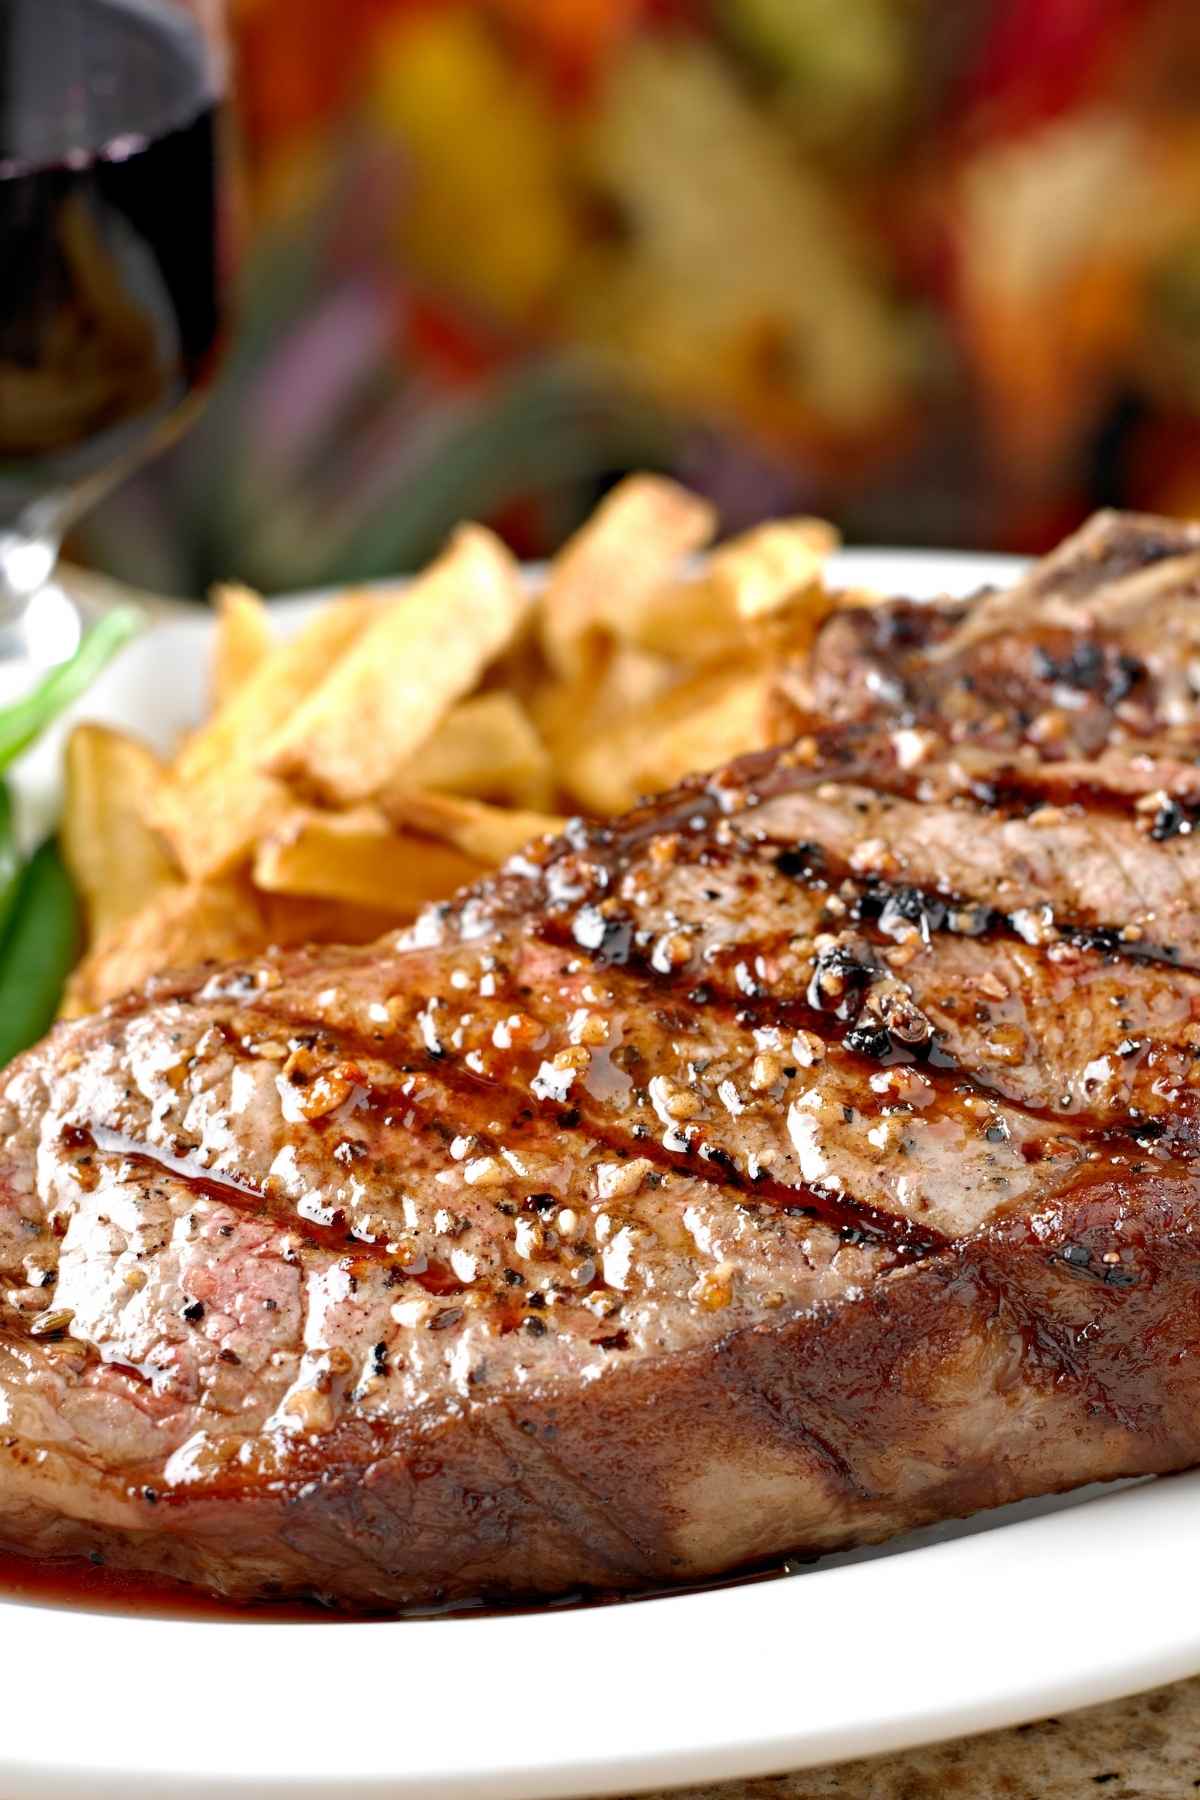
[0,608,141,1065]
[0,785,24,954]
[0,840,80,1066]
[0,606,141,775]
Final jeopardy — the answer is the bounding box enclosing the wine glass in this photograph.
[0,0,230,665]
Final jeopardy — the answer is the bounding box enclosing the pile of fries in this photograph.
[60,476,841,1016]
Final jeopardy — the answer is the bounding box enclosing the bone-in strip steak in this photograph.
[3,514,1200,1609]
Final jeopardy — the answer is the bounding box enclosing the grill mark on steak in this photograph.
[484,737,1200,980]
[735,786,1197,968]
[720,758,1199,962]
[763,849,1186,971]
[531,904,1197,1141]
[390,1055,950,1261]
[88,1128,405,1269]
[197,933,1166,1174]
[85,1000,955,1266]
[723,725,1200,822]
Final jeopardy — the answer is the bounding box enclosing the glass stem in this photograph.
[0,530,59,627]
[0,522,80,668]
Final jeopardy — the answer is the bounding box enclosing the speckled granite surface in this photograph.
[623,1677,1200,1798]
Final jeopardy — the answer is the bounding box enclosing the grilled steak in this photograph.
[777,508,1200,752]
[5,512,1200,1611]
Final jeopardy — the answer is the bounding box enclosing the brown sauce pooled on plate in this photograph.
[0,1547,335,1622]
[0,1543,801,1623]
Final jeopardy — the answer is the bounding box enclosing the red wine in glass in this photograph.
[0,0,228,659]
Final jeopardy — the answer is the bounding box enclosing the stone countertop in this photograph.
[620,1677,1200,1799]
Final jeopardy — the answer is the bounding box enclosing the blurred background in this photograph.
[76,0,1200,595]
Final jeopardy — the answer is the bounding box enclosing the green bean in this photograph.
[0,785,24,954]
[0,607,141,775]
[0,840,80,1067]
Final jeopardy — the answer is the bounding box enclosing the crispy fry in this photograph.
[60,878,267,1016]
[531,643,676,769]
[257,892,413,948]
[150,593,374,879]
[260,524,530,806]
[390,691,553,809]
[626,518,839,660]
[254,806,485,911]
[558,661,772,815]
[59,876,409,1017]
[378,789,564,866]
[60,724,179,943]
[539,474,716,680]
[212,583,274,708]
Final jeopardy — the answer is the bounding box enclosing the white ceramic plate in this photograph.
[6,548,1198,1800]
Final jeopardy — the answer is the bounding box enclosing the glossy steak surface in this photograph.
[5,512,1200,1610]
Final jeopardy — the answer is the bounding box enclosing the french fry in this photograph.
[254,806,485,912]
[150,593,374,879]
[212,583,274,707]
[257,892,415,948]
[61,724,179,943]
[378,790,564,866]
[390,691,553,809]
[60,876,411,1018]
[59,476,851,1021]
[539,474,716,680]
[531,643,676,769]
[259,525,531,806]
[60,878,270,1017]
[558,661,772,815]
[625,519,839,660]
